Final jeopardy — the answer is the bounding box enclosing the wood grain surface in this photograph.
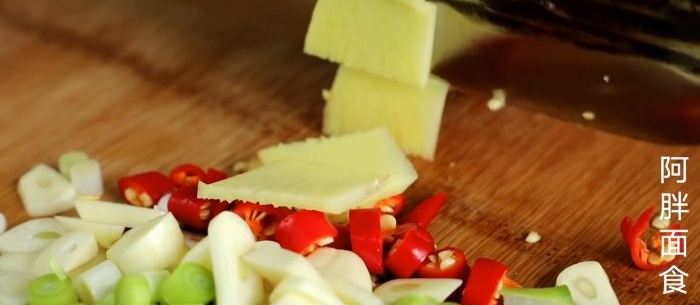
[0,0,698,304]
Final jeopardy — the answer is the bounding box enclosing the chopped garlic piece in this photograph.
[582,111,596,121]
[651,215,671,229]
[487,89,506,111]
[380,214,397,232]
[525,231,542,244]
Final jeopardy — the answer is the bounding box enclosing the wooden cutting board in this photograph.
[0,0,697,303]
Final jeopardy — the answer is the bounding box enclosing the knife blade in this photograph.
[429,0,700,145]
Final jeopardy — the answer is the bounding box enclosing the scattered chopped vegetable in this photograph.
[117,171,174,208]
[208,211,264,305]
[74,260,122,304]
[0,218,68,253]
[242,240,329,288]
[555,261,620,305]
[5,154,630,305]
[401,193,447,228]
[54,216,125,249]
[385,225,435,278]
[349,208,384,275]
[158,262,215,304]
[57,151,90,177]
[306,247,373,291]
[231,201,291,240]
[74,199,165,228]
[389,294,440,305]
[0,272,34,305]
[620,205,680,270]
[168,186,228,231]
[375,194,406,216]
[374,278,463,304]
[106,213,187,275]
[460,258,509,305]
[501,286,574,305]
[0,212,6,235]
[204,167,229,184]
[31,231,98,276]
[69,159,104,199]
[28,259,77,305]
[327,224,352,250]
[275,210,338,255]
[416,247,469,279]
[114,274,152,305]
[169,163,207,188]
[18,164,76,217]
[524,231,541,244]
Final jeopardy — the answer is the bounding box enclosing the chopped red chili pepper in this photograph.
[375,194,406,216]
[327,224,351,250]
[275,210,338,255]
[231,201,290,240]
[168,186,228,231]
[170,164,207,188]
[461,258,510,305]
[621,205,681,271]
[203,168,228,184]
[118,171,174,208]
[349,208,385,276]
[401,193,448,227]
[417,247,469,279]
[385,225,435,278]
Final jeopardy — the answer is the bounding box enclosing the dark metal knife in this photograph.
[430,0,700,145]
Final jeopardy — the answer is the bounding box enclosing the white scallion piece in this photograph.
[0,272,35,305]
[0,251,38,274]
[58,151,90,177]
[74,260,122,304]
[0,213,5,235]
[70,159,104,199]
[17,164,76,217]
[31,231,99,276]
[0,218,69,253]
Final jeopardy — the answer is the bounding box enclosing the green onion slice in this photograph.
[115,274,152,305]
[158,262,215,304]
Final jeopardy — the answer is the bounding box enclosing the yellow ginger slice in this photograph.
[304,0,503,86]
[304,0,437,86]
[198,160,386,214]
[256,128,417,209]
[323,66,448,160]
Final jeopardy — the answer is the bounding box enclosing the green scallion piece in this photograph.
[28,273,77,305]
[28,258,77,305]
[158,262,215,304]
[114,274,152,305]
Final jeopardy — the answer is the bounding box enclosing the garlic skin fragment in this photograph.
[18,164,76,217]
[70,159,104,199]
